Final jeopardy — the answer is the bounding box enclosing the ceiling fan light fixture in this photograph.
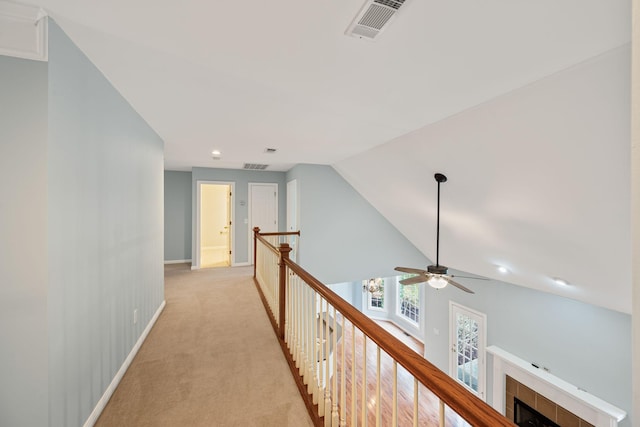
[428,275,448,289]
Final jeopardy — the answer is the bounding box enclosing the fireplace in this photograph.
[488,346,626,426]
[514,397,560,427]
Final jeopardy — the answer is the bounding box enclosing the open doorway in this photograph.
[197,181,233,268]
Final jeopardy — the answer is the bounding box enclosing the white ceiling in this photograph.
[32,0,632,311]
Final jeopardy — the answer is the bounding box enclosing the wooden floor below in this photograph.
[312,315,471,426]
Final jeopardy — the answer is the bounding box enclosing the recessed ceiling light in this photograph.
[211,150,221,156]
[265,148,277,153]
[497,266,508,274]
[553,277,570,286]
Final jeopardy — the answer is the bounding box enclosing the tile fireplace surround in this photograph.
[507,375,594,426]
[487,346,626,427]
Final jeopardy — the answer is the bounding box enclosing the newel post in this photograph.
[253,227,260,278]
[278,243,291,340]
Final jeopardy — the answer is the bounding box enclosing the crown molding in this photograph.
[0,1,48,61]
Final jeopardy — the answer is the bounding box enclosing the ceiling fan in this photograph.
[395,173,486,294]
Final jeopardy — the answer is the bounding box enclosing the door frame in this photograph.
[195,180,235,269]
[286,179,298,262]
[449,301,487,400]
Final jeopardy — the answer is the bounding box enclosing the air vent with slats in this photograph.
[345,0,411,41]
[374,0,405,10]
[243,163,269,170]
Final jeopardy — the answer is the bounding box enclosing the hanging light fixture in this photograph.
[366,278,381,294]
[427,275,448,289]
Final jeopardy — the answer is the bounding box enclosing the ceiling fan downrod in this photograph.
[434,173,447,268]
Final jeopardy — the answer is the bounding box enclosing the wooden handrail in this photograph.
[259,231,301,236]
[282,257,514,427]
[253,228,280,255]
[252,227,512,426]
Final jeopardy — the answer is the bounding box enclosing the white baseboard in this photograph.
[83,300,166,427]
[164,259,191,264]
[191,265,199,270]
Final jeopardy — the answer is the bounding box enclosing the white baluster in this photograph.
[340,315,346,427]
[392,361,397,427]
[324,303,331,425]
[413,378,418,427]
[306,285,313,392]
[362,336,367,427]
[323,301,332,427]
[300,279,307,379]
[312,292,319,406]
[376,346,381,427]
[318,298,324,415]
[351,324,357,427]
[331,307,339,426]
[293,276,299,366]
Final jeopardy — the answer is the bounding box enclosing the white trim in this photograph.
[164,259,192,264]
[286,179,299,262]
[83,300,166,427]
[195,181,235,269]
[232,262,251,267]
[487,345,626,427]
[0,1,48,61]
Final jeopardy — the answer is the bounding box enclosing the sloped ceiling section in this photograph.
[33,0,629,171]
[335,46,632,313]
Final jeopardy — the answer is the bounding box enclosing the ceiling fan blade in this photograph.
[450,274,489,281]
[446,278,475,294]
[400,275,429,285]
[395,266,428,275]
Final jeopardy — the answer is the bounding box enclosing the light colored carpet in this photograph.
[95,264,313,427]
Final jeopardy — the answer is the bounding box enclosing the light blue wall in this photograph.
[286,164,430,284]
[47,21,164,427]
[165,171,192,261]
[0,55,49,427]
[191,167,287,264]
[424,277,631,426]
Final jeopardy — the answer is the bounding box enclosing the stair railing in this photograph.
[253,228,514,427]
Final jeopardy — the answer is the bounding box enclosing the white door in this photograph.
[249,183,278,264]
[449,302,487,400]
[286,179,298,261]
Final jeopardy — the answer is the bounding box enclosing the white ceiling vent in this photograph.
[243,163,269,170]
[345,0,410,41]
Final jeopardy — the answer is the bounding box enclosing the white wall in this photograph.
[47,21,164,427]
[631,0,640,420]
[0,55,49,427]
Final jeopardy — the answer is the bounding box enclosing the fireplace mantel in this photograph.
[487,346,626,427]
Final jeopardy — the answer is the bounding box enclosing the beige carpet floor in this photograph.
[95,263,313,427]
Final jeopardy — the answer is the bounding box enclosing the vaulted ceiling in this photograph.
[34,0,632,312]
